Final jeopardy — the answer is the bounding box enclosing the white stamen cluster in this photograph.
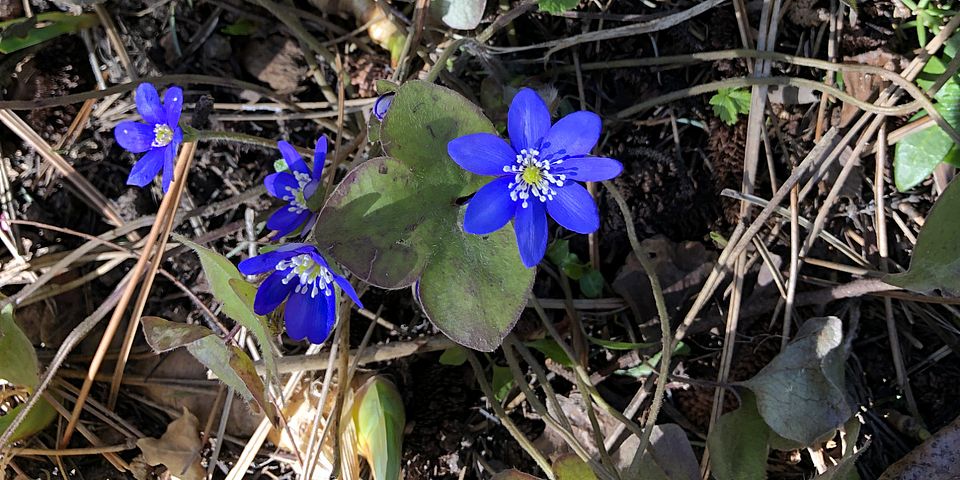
[503,148,566,208]
[281,171,313,214]
[152,124,174,148]
[276,254,334,298]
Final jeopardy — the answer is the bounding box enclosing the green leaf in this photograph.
[615,342,689,378]
[0,13,99,54]
[176,236,279,385]
[538,0,580,15]
[220,18,258,36]
[492,365,514,402]
[439,346,468,366]
[491,471,542,479]
[741,317,853,446]
[315,81,535,352]
[353,376,405,480]
[429,0,485,29]
[706,391,770,480]
[553,453,597,480]
[141,317,275,424]
[0,303,56,441]
[526,338,573,367]
[894,68,960,191]
[710,88,752,125]
[580,269,603,298]
[586,336,658,351]
[887,176,960,295]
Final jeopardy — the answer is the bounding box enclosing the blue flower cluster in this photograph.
[448,88,622,267]
[113,83,620,345]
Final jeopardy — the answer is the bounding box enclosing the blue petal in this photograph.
[514,201,547,268]
[541,111,601,159]
[135,83,165,126]
[278,141,309,175]
[285,292,336,344]
[448,133,517,176]
[126,148,164,187]
[373,93,393,121]
[546,182,599,234]
[554,156,622,182]
[508,88,551,152]
[264,172,298,199]
[164,86,184,127]
[463,176,517,235]
[312,136,327,180]
[115,121,154,153]
[253,270,294,315]
[160,142,177,193]
[267,207,310,239]
[238,244,313,275]
[333,274,363,309]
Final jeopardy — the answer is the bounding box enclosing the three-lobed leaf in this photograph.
[315,81,535,351]
[710,88,752,125]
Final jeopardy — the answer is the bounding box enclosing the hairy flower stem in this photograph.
[194,130,314,157]
[466,350,556,479]
[601,180,673,462]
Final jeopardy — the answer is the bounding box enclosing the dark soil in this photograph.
[2,0,959,479]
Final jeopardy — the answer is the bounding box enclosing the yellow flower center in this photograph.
[522,166,543,185]
[152,124,174,148]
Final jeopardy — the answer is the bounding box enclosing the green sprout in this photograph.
[899,0,956,47]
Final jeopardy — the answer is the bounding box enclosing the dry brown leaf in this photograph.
[137,407,205,480]
[132,349,261,438]
[878,413,960,480]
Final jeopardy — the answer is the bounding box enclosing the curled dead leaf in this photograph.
[137,407,205,480]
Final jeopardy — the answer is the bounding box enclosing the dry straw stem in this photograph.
[0,74,302,111]
[60,142,198,447]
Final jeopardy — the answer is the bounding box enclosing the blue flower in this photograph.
[238,243,363,344]
[373,93,394,121]
[114,83,184,193]
[264,137,327,239]
[447,88,623,268]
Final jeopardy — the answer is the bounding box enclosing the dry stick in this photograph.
[501,339,614,480]
[466,351,556,479]
[671,126,840,354]
[704,3,783,475]
[486,0,725,56]
[875,123,921,420]
[225,343,326,480]
[94,4,138,81]
[0,73,300,111]
[108,142,198,410]
[0,272,130,451]
[7,442,135,457]
[530,296,645,443]
[39,392,129,471]
[601,181,672,463]
[0,110,125,227]
[60,142,197,446]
